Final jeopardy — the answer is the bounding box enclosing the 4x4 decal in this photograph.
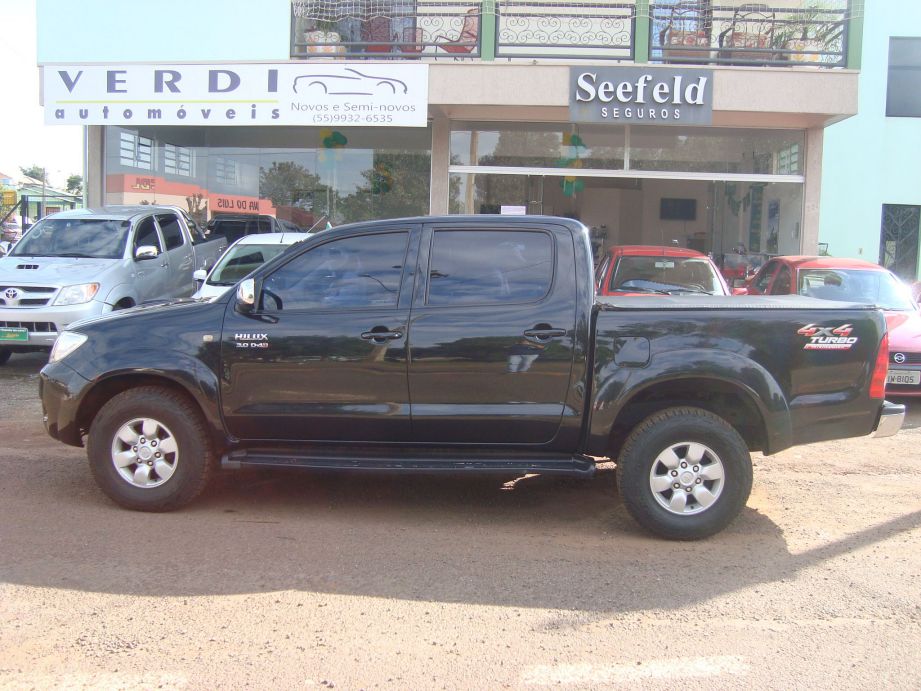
[797,324,858,350]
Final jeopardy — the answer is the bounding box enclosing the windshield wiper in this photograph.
[56,252,95,258]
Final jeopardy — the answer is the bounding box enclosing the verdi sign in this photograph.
[42,63,429,127]
[570,67,713,126]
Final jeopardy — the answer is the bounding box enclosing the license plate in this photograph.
[0,327,29,342]
[887,370,921,385]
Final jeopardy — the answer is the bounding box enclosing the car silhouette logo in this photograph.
[894,352,906,364]
[4,288,19,301]
[293,68,408,96]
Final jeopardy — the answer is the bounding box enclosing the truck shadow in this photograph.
[5,460,920,614]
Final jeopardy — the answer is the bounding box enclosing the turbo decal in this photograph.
[797,324,858,351]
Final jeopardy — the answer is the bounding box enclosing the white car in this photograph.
[192,232,310,300]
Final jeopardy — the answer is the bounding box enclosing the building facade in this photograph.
[38,0,862,269]
[819,0,921,280]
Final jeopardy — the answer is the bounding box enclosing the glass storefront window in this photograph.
[628,127,805,175]
[104,125,431,228]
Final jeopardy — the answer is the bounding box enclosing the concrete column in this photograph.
[429,115,451,215]
[802,127,824,254]
[86,125,105,208]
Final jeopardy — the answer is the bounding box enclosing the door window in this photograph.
[427,230,553,306]
[156,214,186,250]
[770,265,792,294]
[751,261,778,294]
[133,217,162,254]
[261,233,408,311]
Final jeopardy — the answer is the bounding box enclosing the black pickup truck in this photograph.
[39,216,904,539]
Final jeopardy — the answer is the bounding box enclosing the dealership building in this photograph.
[37,0,862,266]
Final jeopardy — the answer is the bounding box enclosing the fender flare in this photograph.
[588,348,792,456]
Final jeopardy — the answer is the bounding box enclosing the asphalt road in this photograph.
[2,351,920,689]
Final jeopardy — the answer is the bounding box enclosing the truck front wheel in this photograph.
[86,386,215,511]
[616,407,753,540]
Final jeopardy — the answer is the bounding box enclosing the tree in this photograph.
[337,152,432,224]
[20,165,46,182]
[66,175,83,196]
[259,161,327,208]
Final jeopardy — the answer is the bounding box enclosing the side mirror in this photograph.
[236,278,256,313]
[732,287,749,296]
[135,245,159,260]
[193,269,208,283]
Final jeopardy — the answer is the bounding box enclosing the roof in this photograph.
[230,232,311,246]
[606,245,706,258]
[780,256,888,271]
[42,205,186,221]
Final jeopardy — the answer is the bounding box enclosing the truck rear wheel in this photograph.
[86,386,215,511]
[616,407,753,540]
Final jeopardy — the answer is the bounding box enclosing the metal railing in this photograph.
[289,1,850,66]
[495,1,636,60]
[649,2,849,67]
[291,1,483,59]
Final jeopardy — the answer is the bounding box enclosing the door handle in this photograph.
[361,329,403,342]
[523,327,566,342]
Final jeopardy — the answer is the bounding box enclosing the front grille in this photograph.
[890,352,921,365]
[0,321,58,333]
[0,285,58,308]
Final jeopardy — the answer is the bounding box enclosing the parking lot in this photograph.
[2,351,920,689]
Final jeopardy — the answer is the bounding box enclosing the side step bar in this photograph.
[221,450,596,477]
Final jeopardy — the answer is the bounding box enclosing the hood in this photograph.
[68,297,210,332]
[886,309,921,352]
[192,282,232,301]
[0,255,120,285]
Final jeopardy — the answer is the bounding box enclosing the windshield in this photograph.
[609,255,725,295]
[797,268,915,311]
[11,218,130,259]
[208,243,292,286]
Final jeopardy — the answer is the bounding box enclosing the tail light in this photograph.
[870,331,889,399]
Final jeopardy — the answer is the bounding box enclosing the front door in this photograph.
[220,228,417,442]
[131,215,170,301]
[407,223,577,445]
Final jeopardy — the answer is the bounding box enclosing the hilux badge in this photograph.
[233,333,270,349]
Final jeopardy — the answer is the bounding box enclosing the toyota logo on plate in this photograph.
[894,352,906,364]
[4,288,19,301]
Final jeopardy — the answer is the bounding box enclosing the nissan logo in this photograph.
[894,352,906,364]
[4,288,19,301]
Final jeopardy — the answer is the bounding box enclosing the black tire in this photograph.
[615,407,753,540]
[86,386,215,511]
[0,348,10,366]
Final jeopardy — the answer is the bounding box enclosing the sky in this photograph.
[0,0,83,189]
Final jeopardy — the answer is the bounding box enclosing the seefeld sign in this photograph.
[43,63,429,127]
[570,67,713,126]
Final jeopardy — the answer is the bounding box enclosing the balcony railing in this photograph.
[290,1,851,67]
[649,2,849,67]
[495,2,635,60]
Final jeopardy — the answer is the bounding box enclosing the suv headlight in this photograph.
[53,283,100,306]
[49,331,88,363]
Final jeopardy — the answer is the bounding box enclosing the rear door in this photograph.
[407,222,578,445]
[155,212,195,296]
[219,226,418,442]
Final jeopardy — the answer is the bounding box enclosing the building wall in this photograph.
[819,0,921,265]
[36,0,291,63]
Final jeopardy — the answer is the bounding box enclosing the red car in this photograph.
[596,245,731,296]
[745,255,921,396]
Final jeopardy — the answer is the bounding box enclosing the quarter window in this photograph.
[261,233,408,311]
[427,230,553,306]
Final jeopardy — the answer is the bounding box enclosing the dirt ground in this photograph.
[1,351,920,690]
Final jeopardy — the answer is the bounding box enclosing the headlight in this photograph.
[53,283,100,306]
[49,331,88,363]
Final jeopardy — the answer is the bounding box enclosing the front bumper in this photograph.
[873,400,906,438]
[40,360,92,446]
[0,300,108,348]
